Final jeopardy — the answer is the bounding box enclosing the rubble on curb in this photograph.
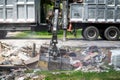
[0,42,38,66]
[0,41,120,79]
[0,41,42,80]
[72,46,107,72]
[39,44,120,72]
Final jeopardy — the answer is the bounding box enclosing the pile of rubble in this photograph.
[0,41,120,79]
[0,41,42,80]
[66,46,120,72]
[40,44,120,72]
[0,42,37,66]
[69,46,107,72]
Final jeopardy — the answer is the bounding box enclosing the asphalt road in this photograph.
[1,32,120,48]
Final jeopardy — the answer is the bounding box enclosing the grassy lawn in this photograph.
[15,29,82,39]
[26,70,120,80]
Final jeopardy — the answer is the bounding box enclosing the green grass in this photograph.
[15,29,82,39]
[35,70,120,80]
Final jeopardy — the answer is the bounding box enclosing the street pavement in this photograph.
[2,32,120,48]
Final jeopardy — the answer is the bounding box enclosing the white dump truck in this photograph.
[69,0,120,40]
[0,0,49,38]
[0,0,120,41]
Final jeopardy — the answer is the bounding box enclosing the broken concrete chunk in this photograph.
[16,77,25,80]
[1,51,11,57]
[10,56,22,65]
[18,53,30,61]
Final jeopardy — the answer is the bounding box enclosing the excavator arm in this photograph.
[49,0,61,60]
[39,0,70,70]
[49,0,68,60]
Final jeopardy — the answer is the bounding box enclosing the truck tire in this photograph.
[83,26,99,40]
[0,31,7,39]
[104,26,119,41]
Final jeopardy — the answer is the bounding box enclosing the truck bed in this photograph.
[0,0,35,23]
[70,0,120,23]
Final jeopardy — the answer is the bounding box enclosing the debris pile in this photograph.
[70,46,107,72]
[0,41,120,79]
[0,41,40,80]
[0,42,37,66]
[69,46,120,72]
[0,68,46,80]
[39,45,113,72]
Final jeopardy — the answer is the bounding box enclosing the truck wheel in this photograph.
[83,26,99,40]
[0,31,7,39]
[104,26,119,41]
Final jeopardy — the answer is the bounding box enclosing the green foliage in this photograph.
[38,70,120,80]
[23,68,120,80]
[15,29,82,39]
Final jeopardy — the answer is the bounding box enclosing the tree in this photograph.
[40,0,54,23]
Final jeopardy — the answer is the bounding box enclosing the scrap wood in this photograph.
[22,60,30,70]
[22,55,39,70]
[0,42,11,50]
[24,55,39,65]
